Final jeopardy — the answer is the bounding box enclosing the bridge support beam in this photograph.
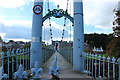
[73,0,84,72]
[30,0,43,68]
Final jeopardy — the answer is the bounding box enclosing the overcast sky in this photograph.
[0,0,119,43]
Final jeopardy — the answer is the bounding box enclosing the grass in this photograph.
[14,55,29,59]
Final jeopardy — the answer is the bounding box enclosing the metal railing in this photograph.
[59,48,73,64]
[0,47,54,79]
[84,53,120,80]
[42,48,55,64]
[58,50,120,80]
[1,48,30,79]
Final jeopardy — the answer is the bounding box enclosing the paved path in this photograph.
[42,52,94,80]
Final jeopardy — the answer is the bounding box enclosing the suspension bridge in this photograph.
[0,0,120,80]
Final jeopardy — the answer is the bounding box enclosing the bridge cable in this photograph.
[47,0,53,42]
[61,0,69,41]
[70,0,72,42]
[47,0,50,11]
[49,18,53,42]
[66,0,69,12]
[43,0,47,43]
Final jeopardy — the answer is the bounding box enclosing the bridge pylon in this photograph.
[73,0,84,72]
[30,0,43,68]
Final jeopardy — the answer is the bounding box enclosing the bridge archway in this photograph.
[30,1,84,72]
[42,9,73,23]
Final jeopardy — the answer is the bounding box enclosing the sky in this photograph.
[0,0,119,43]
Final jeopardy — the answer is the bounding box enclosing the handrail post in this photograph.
[12,49,14,78]
[107,56,110,79]
[118,58,120,80]
[98,55,101,78]
[102,56,106,79]
[112,57,116,79]
[16,49,19,70]
[7,51,10,78]
[1,52,5,75]
[91,54,94,78]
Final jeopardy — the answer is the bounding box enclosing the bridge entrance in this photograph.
[30,0,84,72]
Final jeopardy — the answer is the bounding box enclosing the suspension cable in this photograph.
[61,17,67,41]
[47,0,71,42]
[47,0,50,11]
[70,0,72,42]
[49,18,53,41]
[61,0,69,41]
[66,0,69,12]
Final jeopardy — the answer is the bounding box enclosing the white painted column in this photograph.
[30,0,43,68]
[73,0,84,72]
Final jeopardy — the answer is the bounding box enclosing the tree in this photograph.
[9,40,14,43]
[106,37,120,58]
[84,33,110,51]
[106,1,120,58]
[113,1,120,37]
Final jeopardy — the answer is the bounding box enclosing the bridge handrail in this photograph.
[84,53,120,80]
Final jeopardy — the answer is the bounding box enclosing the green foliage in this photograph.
[23,43,31,48]
[106,6,120,58]
[8,40,14,42]
[106,37,120,58]
[113,10,120,37]
[84,33,110,51]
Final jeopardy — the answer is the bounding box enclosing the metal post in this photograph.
[25,52,27,70]
[102,56,106,79]
[8,57,9,78]
[89,53,91,76]
[1,52,5,75]
[118,58,120,80]
[95,55,97,78]
[112,57,116,79]
[28,48,29,69]
[16,49,19,70]
[23,49,24,69]
[107,56,110,79]
[20,49,22,64]
[7,51,10,78]
[12,49,14,78]
[98,55,101,78]
[92,54,94,78]
[73,0,84,72]
[84,53,86,72]
[87,53,88,75]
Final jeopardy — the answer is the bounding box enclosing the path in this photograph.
[41,52,94,80]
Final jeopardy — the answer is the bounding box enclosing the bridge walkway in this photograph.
[41,52,95,80]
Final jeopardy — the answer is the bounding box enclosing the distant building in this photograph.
[93,47,103,54]
[16,41,25,48]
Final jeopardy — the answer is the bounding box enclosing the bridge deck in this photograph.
[42,52,95,80]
